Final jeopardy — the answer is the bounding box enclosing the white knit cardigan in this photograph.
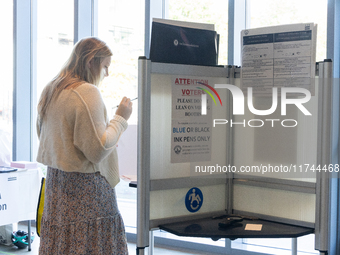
[37,83,128,188]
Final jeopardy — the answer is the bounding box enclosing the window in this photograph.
[98,0,145,231]
[37,0,74,102]
[0,0,13,166]
[98,0,144,124]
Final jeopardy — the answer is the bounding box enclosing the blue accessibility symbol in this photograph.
[185,187,203,213]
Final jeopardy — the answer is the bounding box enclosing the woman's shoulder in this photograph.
[71,83,104,108]
[73,82,100,96]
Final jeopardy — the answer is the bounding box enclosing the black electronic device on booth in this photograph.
[150,21,219,66]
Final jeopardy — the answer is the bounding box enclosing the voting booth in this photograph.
[137,21,338,255]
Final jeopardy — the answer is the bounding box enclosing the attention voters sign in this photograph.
[171,76,213,163]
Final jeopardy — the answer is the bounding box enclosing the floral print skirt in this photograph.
[39,167,128,255]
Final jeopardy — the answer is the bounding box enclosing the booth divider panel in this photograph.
[233,184,315,223]
[232,79,318,181]
[149,73,230,180]
[231,78,319,224]
[150,184,226,220]
[147,65,230,224]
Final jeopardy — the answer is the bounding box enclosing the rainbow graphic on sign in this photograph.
[196,82,222,106]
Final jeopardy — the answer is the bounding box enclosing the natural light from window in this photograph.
[0,0,13,166]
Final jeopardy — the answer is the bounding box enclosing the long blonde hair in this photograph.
[37,37,112,126]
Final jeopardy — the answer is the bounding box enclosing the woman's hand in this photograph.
[115,97,133,121]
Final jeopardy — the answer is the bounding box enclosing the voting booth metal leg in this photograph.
[137,57,152,255]
[315,60,334,254]
[225,239,232,254]
[291,238,297,255]
[148,231,154,255]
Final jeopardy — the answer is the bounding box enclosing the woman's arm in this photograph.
[72,84,128,163]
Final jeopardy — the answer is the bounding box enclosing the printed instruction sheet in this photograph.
[241,23,317,95]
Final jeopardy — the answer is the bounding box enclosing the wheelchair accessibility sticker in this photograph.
[185,187,203,213]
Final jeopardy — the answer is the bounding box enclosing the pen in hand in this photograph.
[112,97,138,110]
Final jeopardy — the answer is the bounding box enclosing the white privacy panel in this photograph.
[233,78,319,182]
[233,184,316,223]
[231,77,320,224]
[149,73,230,180]
[150,184,226,220]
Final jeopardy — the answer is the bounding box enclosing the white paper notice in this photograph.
[171,76,213,163]
[245,224,263,231]
[241,23,317,95]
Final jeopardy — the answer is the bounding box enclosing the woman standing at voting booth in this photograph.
[36,37,132,254]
